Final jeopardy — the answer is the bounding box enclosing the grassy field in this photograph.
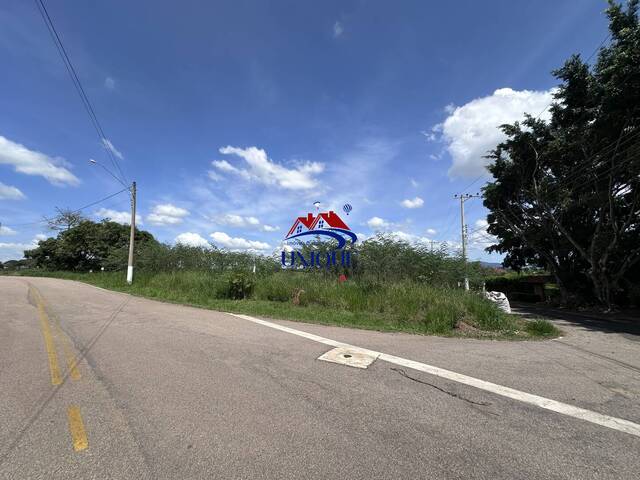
[5,270,560,339]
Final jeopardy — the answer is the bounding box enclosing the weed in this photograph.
[525,319,560,337]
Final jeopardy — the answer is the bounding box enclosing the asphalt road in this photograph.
[1,276,639,479]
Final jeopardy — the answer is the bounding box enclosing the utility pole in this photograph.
[127,181,136,285]
[88,159,134,284]
[454,193,481,291]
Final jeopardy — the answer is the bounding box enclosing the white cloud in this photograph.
[436,88,554,178]
[0,181,25,200]
[207,170,223,181]
[0,225,17,236]
[94,208,142,225]
[333,21,344,38]
[101,138,124,160]
[388,231,432,244]
[367,216,389,230]
[175,232,210,248]
[211,159,240,174]
[213,213,277,232]
[0,135,80,186]
[147,203,190,226]
[214,146,324,190]
[0,235,44,262]
[216,214,260,227]
[209,231,270,251]
[426,228,437,236]
[401,196,424,209]
[104,77,115,90]
[421,130,437,142]
[364,230,435,246]
[409,178,419,188]
[468,218,497,248]
[444,103,456,114]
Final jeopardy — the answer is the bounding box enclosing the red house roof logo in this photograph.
[285,210,357,247]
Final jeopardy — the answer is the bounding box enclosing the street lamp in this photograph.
[89,159,137,285]
[89,158,129,189]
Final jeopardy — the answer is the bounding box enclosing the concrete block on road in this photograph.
[317,346,379,369]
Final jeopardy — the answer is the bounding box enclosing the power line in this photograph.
[476,149,640,242]
[454,128,640,250]
[438,199,457,242]
[33,0,127,185]
[533,32,612,121]
[560,152,639,197]
[68,187,131,214]
[459,174,489,194]
[451,31,614,207]
[466,223,489,237]
[475,33,623,200]
[530,128,640,198]
[584,33,611,63]
[2,187,130,228]
[483,122,640,202]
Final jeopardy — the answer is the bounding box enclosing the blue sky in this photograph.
[0,0,610,261]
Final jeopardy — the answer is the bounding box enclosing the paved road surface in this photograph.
[1,276,639,479]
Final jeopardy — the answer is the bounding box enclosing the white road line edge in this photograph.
[228,312,640,438]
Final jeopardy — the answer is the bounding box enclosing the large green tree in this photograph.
[484,0,640,307]
[25,220,158,271]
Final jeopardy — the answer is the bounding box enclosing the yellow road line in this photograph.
[67,406,89,452]
[30,284,81,381]
[36,301,63,386]
[52,319,81,381]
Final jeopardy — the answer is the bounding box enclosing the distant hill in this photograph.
[479,261,503,268]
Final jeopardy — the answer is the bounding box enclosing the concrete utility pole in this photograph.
[454,193,481,291]
[127,181,137,285]
[89,159,135,285]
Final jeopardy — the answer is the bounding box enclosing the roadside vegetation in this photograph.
[3,226,558,339]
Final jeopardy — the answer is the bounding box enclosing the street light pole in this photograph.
[89,159,136,285]
[127,181,136,284]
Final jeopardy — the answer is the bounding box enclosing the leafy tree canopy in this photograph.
[25,219,158,271]
[484,0,640,307]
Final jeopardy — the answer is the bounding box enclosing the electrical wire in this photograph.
[456,129,640,251]
[458,174,486,194]
[528,130,640,199]
[532,32,612,121]
[464,32,615,197]
[2,187,130,228]
[33,0,128,185]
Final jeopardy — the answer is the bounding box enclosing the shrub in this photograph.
[525,319,559,337]
[224,272,254,300]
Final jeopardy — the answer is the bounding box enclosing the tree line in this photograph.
[12,210,491,290]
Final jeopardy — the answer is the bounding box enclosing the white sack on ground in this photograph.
[485,291,511,313]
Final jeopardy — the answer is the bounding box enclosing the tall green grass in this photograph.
[5,269,541,337]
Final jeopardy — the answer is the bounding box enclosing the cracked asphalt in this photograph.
[1,276,639,479]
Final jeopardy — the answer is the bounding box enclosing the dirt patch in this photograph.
[455,320,479,333]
